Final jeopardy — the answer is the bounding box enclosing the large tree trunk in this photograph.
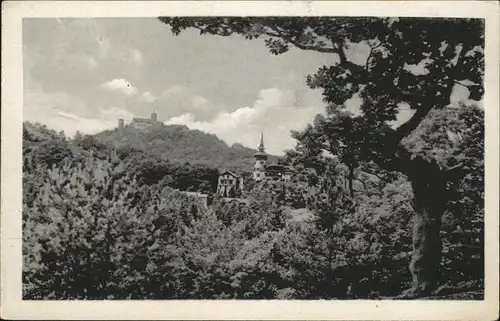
[347,165,355,197]
[406,157,447,296]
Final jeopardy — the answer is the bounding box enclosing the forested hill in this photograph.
[23,121,271,192]
[93,124,276,172]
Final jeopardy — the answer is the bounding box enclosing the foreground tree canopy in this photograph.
[158,16,484,296]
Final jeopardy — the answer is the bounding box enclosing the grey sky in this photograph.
[23,18,471,154]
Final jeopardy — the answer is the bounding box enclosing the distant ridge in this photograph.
[93,124,278,172]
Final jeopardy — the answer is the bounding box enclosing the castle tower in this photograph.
[151,109,158,122]
[253,132,268,181]
[118,118,124,130]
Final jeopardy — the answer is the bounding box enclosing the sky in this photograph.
[23,18,472,155]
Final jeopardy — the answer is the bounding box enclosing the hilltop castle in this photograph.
[118,111,163,130]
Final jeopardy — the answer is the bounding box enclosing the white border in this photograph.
[2,1,499,320]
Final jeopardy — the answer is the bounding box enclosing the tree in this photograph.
[291,105,391,197]
[23,155,210,299]
[158,17,484,296]
[286,121,329,177]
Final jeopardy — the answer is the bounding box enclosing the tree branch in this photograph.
[365,42,383,71]
[454,80,478,88]
[263,27,339,54]
[443,162,471,181]
[354,177,368,190]
[390,106,433,147]
[336,44,348,65]
[359,170,394,185]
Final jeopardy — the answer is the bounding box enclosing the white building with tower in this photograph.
[253,133,268,181]
[252,133,295,183]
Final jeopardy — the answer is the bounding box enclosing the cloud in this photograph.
[24,77,89,116]
[24,73,135,136]
[84,56,98,69]
[61,53,98,70]
[151,71,328,124]
[129,49,143,65]
[156,85,217,120]
[98,37,111,59]
[140,91,156,103]
[163,77,476,155]
[43,19,136,66]
[56,110,80,120]
[22,18,333,147]
[101,78,138,96]
[161,85,190,98]
[99,106,135,122]
[191,96,209,108]
[41,110,125,137]
[24,86,133,136]
[166,87,325,155]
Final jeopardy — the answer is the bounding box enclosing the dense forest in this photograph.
[23,17,485,300]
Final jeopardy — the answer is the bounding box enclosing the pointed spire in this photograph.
[151,108,158,121]
[258,132,265,152]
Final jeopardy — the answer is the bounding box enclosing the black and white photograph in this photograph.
[2,1,499,320]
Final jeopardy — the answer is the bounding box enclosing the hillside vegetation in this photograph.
[94,124,273,172]
[22,103,484,300]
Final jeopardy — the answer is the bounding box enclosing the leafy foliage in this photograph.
[158,16,484,296]
[23,156,208,299]
[23,110,484,299]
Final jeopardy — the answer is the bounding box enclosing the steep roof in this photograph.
[265,164,295,172]
[253,150,268,157]
[132,117,157,124]
[258,132,265,151]
[182,191,208,198]
[219,170,240,178]
[266,164,284,170]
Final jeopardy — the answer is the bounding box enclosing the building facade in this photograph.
[119,111,162,130]
[217,170,244,197]
[181,191,209,208]
[265,164,295,182]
